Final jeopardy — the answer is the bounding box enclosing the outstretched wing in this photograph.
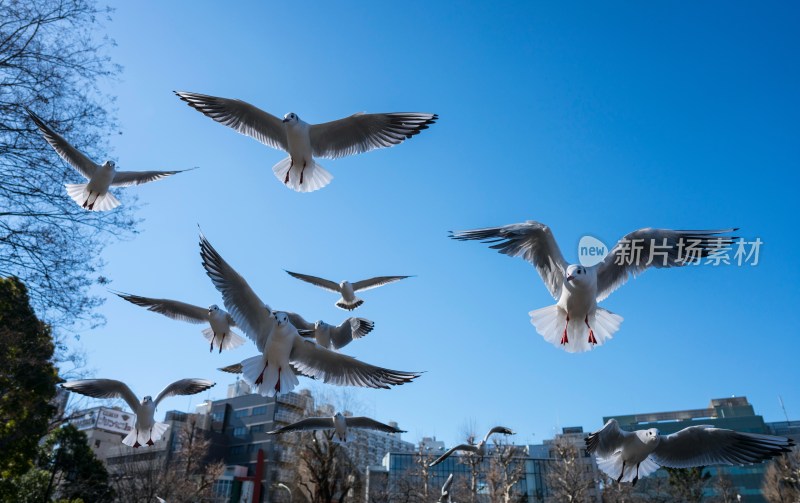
[330,318,374,349]
[450,221,569,300]
[154,378,215,406]
[595,228,737,301]
[585,419,630,457]
[430,444,479,467]
[309,112,437,159]
[285,310,315,331]
[200,233,274,350]
[267,417,333,434]
[111,167,195,187]
[483,426,514,443]
[347,416,405,433]
[175,91,288,152]
[27,108,98,179]
[61,379,140,412]
[290,337,421,389]
[351,275,412,292]
[652,426,793,468]
[285,270,341,293]
[113,291,207,324]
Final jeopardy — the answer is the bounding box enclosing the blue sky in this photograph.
[66,1,800,448]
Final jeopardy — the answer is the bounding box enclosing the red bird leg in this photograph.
[300,161,307,185]
[146,427,154,446]
[585,316,597,345]
[217,333,226,354]
[561,314,570,345]
[617,461,626,483]
[274,368,282,393]
[285,160,293,183]
[255,361,268,385]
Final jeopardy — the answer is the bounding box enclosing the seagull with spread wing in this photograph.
[586,419,793,486]
[26,109,194,211]
[199,233,421,396]
[267,411,404,442]
[61,378,215,447]
[113,291,246,353]
[450,221,736,352]
[285,270,412,310]
[429,426,515,467]
[284,310,374,350]
[174,91,437,192]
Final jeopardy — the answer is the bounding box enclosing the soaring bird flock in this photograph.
[33,91,791,490]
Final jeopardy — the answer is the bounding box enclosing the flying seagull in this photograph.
[174,91,437,192]
[439,474,454,503]
[61,378,215,447]
[113,291,246,353]
[285,310,374,350]
[26,108,194,211]
[586,419,794,486]
[285,270,412,310]
[199,233,421,396]
[450,221,736,352]
[267,411,404,441]
[429,426,515,467]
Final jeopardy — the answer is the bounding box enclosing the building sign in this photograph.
[71,407,136,435]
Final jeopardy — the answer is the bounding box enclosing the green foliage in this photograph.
[0,277,59,482]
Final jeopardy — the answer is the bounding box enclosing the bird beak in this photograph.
[282,118,289,123]
[566,275,574,282]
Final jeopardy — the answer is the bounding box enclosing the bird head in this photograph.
[103,160,116,170]
[143,395,153,403]
[641,428,660,446]
[208,304,219,314]
[565,264,590,285]
[273,311,289,326]
[282,112,299,124]
[314,320,324,329]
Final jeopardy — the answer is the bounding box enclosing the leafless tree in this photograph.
[762,446,800,503]
[0,0,138,331]
[544,437,597,503]
[709,472,739,503]
[485,439,527,503]
[664,467,710,503]
[295,429,361,503]
[108,419,223,502]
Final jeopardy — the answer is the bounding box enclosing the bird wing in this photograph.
[482,426,515,443]
[113,291,207,324]
[450,221,569,300]
[200,233,274,351]
[26,108,98,179]
[154,378,215,406]
[61,379,140,412]
[441,473,454,496]
[351,275,412,292]
[217,363,243,374]
[289,336,421,389]
[174,91,288,151]
[652,425,793,468]
[285,270,341,293]
[585,419,630,457]
[330,318,374,349]
[285,310,315,331]
[595,228,737,301]
[267,417,333,434]
[347,416,405,433]
[430,444,478,467]
[111,167,195,187]
[309,112,437,159]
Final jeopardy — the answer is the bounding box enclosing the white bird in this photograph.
[174,91,437,192]
[113,291,246,353]
[586,418,794,486]
[285,310,374,350]
[267,411,404,441]
[285,270,412,310]
[450,222,736,352]
[60,378,215,447]
[199,233,421,396]
[439,474,455,503]
[429,426,515,467]
[27,109,194,211]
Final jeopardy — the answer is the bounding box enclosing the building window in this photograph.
[233,427,247,438]
[230,445,245,455]
[250,424,265,434]
[252,405,267,415]
[234,408,250,418]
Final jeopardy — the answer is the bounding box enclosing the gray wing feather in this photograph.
[351,275,412,292]
[61,379,140,412]
[652,426,793,468]
[585,419,629,458]
[450,221,569,300]
[285,270,341,293]
[285,310,315,331]
[483,426,514,442]
[218,363,243,374]
[154,378,215,406]
[111,167,195,187]
[113,291,207,324]
[290,337,421,389]
[267,417,333,434]
[200,233,274,351]
[175,91,288,152]
[430,444,479,467]
[347,416,405,433]
[330,318,374,349]
[27,108,98,179]
[309,112,437,159]
[595,228,737,301]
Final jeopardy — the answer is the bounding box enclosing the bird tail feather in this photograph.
[596,453,660,483]
[272,157,333,193]
[65,183,120,211]
[336,297,364,311]
[201,328,247,351]
[529,305,623,353]
[121,422,170,447]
